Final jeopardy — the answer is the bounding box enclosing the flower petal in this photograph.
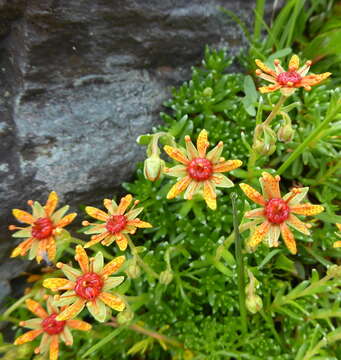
[300,73,331,87]
[212,174,234,188]
[265,224,280,248]
[290,204,324,216]
[85,206,108,221]
[86,299,107,322]
[67,319,92,331]
[54,291,78,307]
[288,54,300,71]
[184,135,199,160]
[11,228,32,238]
[51,205,70,223]
[43,278,74,292]
[83,224,106,235]
[101,235,116,246]
[206,141,224,163]
[26,299,48,319]
[103,276,125,291]
[56,298,86,321]
[49,335,59,360]
[255,59,277,77]
[248,221,271,249]
[117,194,133,215]
[280,222,297,254]
[240,183,266,206]
[115,233,128,251]
[47,237,56,262]
[333,241,341,248]
[92,251,104,273]
[11,237,34,257]
[84,231,110,248]
[183,181,201,200]
[99,292,125,312]
[20,318,42,330]
[60,326,73,346]
[283,187,309,205]
[287,214,310,235]
[244,208,265,219]
[101,256,125,277]
[12,209,35,224]
[55,213,77,228]
[45,192,59,217]
[203,180,217,210]
[103,199,115,214]
[164,165,187,178]
[213,160,242,173]
[126,219,152,228]
[164,145,189,165]
[56,263,81,281]
[75,245,89,273]
[259,172,281,200]
[126,207,144,220]
[28,240,39,260]
[256,71,277,83]
[166,176,191,199]
[258,84,281,93]
[196,129,209,157]
[14,329,43,345]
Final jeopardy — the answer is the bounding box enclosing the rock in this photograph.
[0,0,254,303]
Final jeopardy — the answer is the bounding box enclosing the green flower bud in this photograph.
[203,87,213,97]
[246,294,263,314]
[253,125,277,156]
[125,262,141,279]
[327,265,341,278]
[254,140,276,156]
[143,155,165,182]
[159,269,174,285]
[278,124,294,142]
[117,308,134,325]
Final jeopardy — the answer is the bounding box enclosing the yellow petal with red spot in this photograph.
[11,238,34,257]
[56,298,86,321]
[167,176,191,199]
[333,241,341,248]
[49,335,59,360]
[258,84,281,93]
[248,221,271,249]
[301,73,331,87]
[43,278,74,291]
[203,180,216,210]
[12,209,35,224]
[84,231,110,248]
[14,329,43,345]
[115,233,128,251]
[240,183,266,206]
[85,206,108,221]
[244,208,265,219]
[255,59,277,76]
[45,191,59,217]
[184,135,199,160]
[164,145,189,165]
[99,292,125,311]
[25,299,48,319]
[260,172,281,199]
[287,214,310,235]
[103,198,114,214]
[117,194,133,215]
[75,245,89,273]
[288,54,299,71]
[127,219,152,228]
[47,237,56,262]
[196,129,209,157]
[67,319,92,331]
[280,222,297,254]
[55,213,77,228]
[101,255,125,276]
[290,204,324,216]
[213,159,242,173]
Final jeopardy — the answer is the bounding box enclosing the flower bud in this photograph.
[203,87,213,97]
[159,269,174,285]
[143,155,165,182]
[117,308,134,325]
[327,265,341,278]
[254,140,276,156]
[253,125,277,156]
[246,294,263,314]
[278,124,294,142]
[125,262,141,279]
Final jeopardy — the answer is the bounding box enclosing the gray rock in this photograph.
[0,0,254,303]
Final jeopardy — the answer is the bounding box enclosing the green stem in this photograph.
[262,95,287,127]
[231,193,248,336]
[2,293,34,319]
[277,100,341,175]
[127,237,159,280]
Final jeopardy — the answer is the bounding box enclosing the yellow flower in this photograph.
[163,129,242,210]
[43,246,125,322]
[255,55,331,96]
[14,297,91,360]
[240,172,324,254]
[333,224,341,248]
[82,194,152,250]
[9,192,77,263]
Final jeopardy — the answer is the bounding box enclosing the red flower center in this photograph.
[41,314,66,335]
[277,71,302,85]
[74,272,103,300]
[32,217,54,240]
[106,215,127,234]
[187,157,213,181]
[264,198,290,224]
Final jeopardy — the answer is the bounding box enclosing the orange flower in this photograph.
[333,224,341,248]
[14,297,91,360]
[82,194,152,251]
[43,246,125,322]
[240,172,324,254]
[255,55,331,96]
[9,192,77,263]
[163,129,242,210]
